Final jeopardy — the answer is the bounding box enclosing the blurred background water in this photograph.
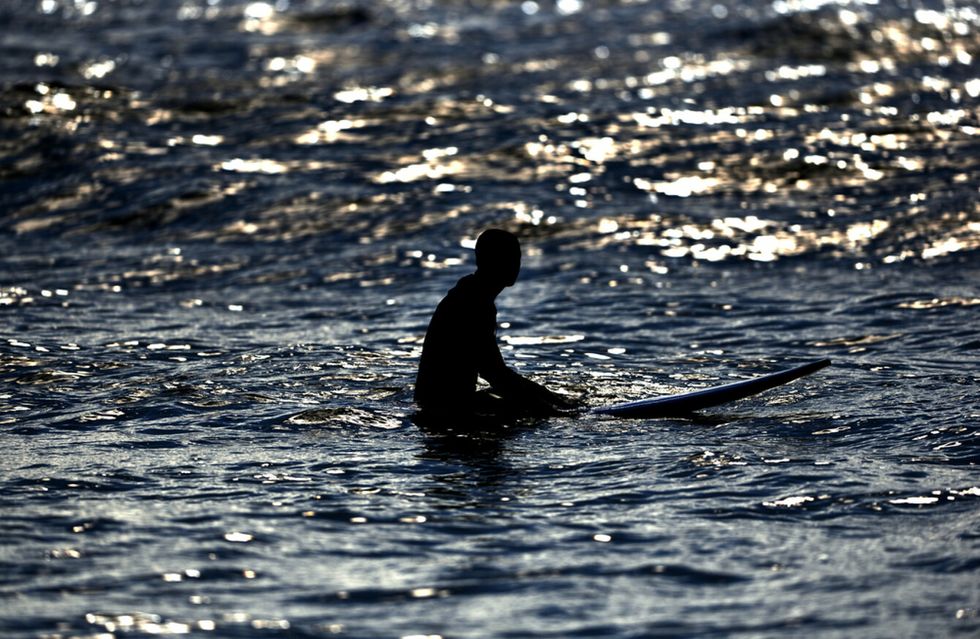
[1,0,979,637]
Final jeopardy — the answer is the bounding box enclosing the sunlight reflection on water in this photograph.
[1,0,979,638]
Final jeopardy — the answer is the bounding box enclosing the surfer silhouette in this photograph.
[415,229,577,418]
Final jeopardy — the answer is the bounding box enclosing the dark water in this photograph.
[2,0,979,637]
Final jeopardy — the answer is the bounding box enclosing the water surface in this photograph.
[1,0,979,637]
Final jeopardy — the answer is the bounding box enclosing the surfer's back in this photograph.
[414,274,496,411]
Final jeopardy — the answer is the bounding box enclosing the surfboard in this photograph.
[592,358,831,418]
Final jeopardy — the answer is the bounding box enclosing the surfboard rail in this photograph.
[592,358,831,418]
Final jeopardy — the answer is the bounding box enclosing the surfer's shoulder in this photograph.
[442,274,481,303]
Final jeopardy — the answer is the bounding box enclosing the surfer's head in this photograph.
[475,228,521,288]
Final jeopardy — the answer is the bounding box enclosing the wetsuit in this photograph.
[415,274,558,415]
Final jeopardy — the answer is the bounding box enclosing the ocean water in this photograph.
[1,0,979,637]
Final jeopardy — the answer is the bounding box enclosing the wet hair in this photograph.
[475,229,519,266]
[475,228,521,284]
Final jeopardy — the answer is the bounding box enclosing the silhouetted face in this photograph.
[475,229,521,288]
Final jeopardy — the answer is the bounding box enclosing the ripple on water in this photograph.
[1,1,979,638]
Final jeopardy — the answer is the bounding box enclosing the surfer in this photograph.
[415,229,578,418]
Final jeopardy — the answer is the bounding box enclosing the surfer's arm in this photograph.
[479,341,579,412]
[496,368,579,411]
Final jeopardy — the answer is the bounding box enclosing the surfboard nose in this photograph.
[593,358,832,418]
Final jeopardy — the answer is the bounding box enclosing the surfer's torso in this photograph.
[414,274,508,412]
